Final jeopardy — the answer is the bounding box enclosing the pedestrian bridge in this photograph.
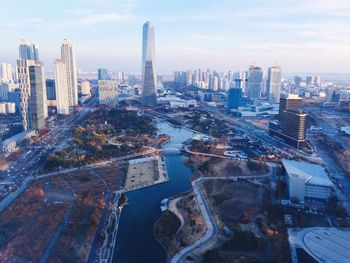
[161,148,182,152]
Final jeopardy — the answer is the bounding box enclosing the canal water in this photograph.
[113,121,197,263]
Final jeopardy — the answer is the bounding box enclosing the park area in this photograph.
[201,179,291,263]
[0,162,122,263]
[154,193,206,260]
[187,155,269,178]
[44,108,158,172]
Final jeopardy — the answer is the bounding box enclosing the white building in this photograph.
[61,39,78,107]
[282,159,333,201]
[157,96,197,108]
[0,102,16,114]
[2,130,37,153]
[0,63,14,83]
[267,66,282,104]
[98,80,119,107]
[54,59,69,115]
[17,59,36,130]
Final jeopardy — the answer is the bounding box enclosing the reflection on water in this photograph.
[113,121,196,263]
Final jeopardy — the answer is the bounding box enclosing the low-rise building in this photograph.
[2,130,37,153]
[282,159,333,201]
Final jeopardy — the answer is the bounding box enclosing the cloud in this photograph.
[82,12,126,25]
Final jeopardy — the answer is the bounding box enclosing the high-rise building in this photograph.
[209,75,219,91]
[235,79,243,89]
[294,76,302,87]
[8,88,21,113]
[46,79,56,100]
[54,59,69,115]
[142,21,157,105]
[19,39,39,61]
[267,66,282,104]
[0,84,9,101]
[185,70,193,86]
[80,81,91,96]
[28,64,47,130]
[279,94,302,117]
[247,66,263,99]
[98,80,119,107]
[314,75,321,87]
[0,63,14,83]
[306,76,313,85]
[227,88,242,110]
[326,88,340,103]
[269,94,307,149]
[17,59,36,130]
[98,68,109,80]
[61,39,78,107]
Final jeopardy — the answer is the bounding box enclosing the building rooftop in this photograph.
[282,159,333,187]
[288,228,350,263]
[2,130,36,147]
[340,126,350,136]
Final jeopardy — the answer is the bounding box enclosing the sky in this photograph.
[1,0,350,74]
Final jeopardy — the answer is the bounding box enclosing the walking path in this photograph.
[170,173,272,263]
[98,191,122,263]
[39,201,75,263]
[170,178,218,263]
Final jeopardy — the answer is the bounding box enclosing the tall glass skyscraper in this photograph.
[19,39,39,61]
[247,66,263,99]
[29,63,47,130]
[142,21,157,106]
[267,66,282,104]
[98,68,109,81]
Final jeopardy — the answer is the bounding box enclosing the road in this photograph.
[39,200,75,263]
[170,178,218,263]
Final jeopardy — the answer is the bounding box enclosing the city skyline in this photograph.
[1,0,350,74]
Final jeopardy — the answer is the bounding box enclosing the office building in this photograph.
[279,94,302,117]
[19,39,39,61]
[80,81,91,96]
[17,59,36,130]
[141,21,157,105]
[266,66,282,104]
[0,102,16,114]
[306,76,312,85]
[54,59,69,115]
[227,88,242,110]
[269,94,307,149]
[314,75,321,87]
[209,75,219,91]
[61,39,78,106]
[281,109,307,148]
[29,64,47,130]
[326,88,340,103]
[282,159,333,201]
[98,68,109,80]
[247,66,263,99]
[0,84,9,101]
[0,63,14,83]
[294,76,302,87]
[8,88,21,113]
[46,79,56,100]
[98,80,119,107]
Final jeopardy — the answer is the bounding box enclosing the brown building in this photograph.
[269,95,308,149]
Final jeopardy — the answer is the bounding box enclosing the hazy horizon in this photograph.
[1,0,350,74]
